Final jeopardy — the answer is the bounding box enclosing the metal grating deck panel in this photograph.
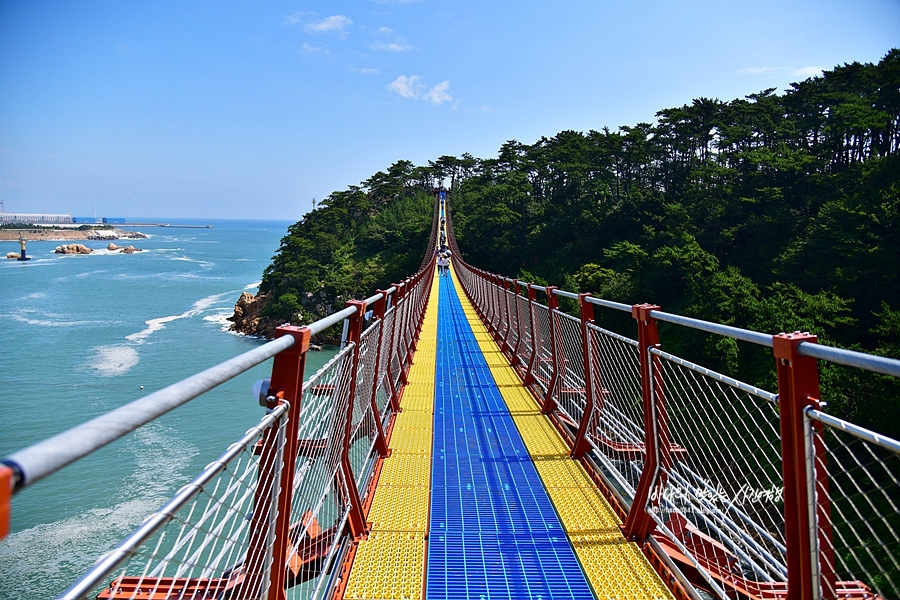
[426,273,594,600]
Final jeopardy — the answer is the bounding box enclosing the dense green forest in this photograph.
[252,50,899,437]
[242,161,435,339]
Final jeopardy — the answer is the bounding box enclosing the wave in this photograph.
[5,309,105,328]
[75,269,108,277]
[19,292,47,300]
[0,422,198,598]
[244,281,261,290]
[125,292,234,342]
[203,311,233,331]
[88,345,140,376]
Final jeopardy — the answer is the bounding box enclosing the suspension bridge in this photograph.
[2,191,898,599]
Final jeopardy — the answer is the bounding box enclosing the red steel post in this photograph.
[622,304,663,543]
[572,293,595,459]
[541,286,560,415]
[340,300,369,539]
[0,464,11,540]
[247,325,311,600]
[773,332,835,600]
[523,283,540,386]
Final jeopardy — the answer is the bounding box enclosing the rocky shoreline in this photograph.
[226,291,331,347]
[0,229,148,242]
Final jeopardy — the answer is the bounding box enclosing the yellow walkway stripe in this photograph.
[450,267,674,600]
[342,272,439,600]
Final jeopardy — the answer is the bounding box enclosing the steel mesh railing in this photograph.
[643,348,787,597]
[514,292,534,369]
[531,303,554,396]
[64,404,290,600]
[807,409,900,599]
[451,223,900,600]
[557,311,588,424]
[281,346,355,598]
[586,324,646,497]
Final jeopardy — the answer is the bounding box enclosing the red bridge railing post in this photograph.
[541,286,560,415]
[250,325,311,600]
[773,332,835,600]
[622,304,665,543]
[572,293,595,459]
[340,300,369,539]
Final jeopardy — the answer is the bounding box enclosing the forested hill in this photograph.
[236,50,898,435]
[229,161,436,340]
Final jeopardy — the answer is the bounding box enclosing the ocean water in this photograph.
[0,219,337,598]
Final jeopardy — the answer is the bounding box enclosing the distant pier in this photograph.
[118,223,213,229]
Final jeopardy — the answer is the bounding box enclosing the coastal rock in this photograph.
[121,231,149,239]
[7,252,20,259]
[228,291,278,338]
[108,243,120,251]
[119,246,142,254]
[87,231,119,240]
[55,244,93,255]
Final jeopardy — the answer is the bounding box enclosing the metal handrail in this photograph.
[1,334,296,492]
[59,402,291,600]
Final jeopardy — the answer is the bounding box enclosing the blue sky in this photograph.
[1,1,898,220]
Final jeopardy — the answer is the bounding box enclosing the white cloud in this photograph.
[388,75,424,99]
[737,65,824,78]
[423,80,452,104]
[792,66,824,77]
[388,76,453,105]
[371,41,411,51]
[351,67,379,75]
[304,15,352,33]
[283,11,314,26]
[376,27,393,34]
[301,43,329,56]
[737,66,780,74]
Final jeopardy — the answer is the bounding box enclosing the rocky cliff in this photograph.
[227,292,279,339]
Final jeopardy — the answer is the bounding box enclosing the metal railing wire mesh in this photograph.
[451,232,900,600]
[64,403,290,600]
[807,408,900,599]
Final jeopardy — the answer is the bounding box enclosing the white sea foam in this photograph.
[125,292,233,342]
[5,309,103,328]
[0,422,198,598]
[204,311,233,331]
[20,292,47,300]
[75,269,109,277]
[88,345,141,376]
[244,280,262,290]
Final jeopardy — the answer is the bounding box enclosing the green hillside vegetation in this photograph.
[256,160,435,339]
[447,50,900,438]
[258,50,899,437]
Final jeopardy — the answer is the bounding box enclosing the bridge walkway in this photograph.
[342,267,672,599]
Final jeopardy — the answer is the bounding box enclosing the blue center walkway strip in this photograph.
[426,274,595,600]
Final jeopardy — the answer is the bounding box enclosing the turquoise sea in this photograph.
[0,219,337,598]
